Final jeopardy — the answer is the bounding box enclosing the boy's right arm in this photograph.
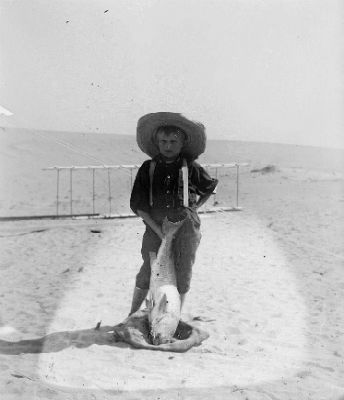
[137,209,163,240]
[131,161,163,239]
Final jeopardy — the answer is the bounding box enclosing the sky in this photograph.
[0,0,343,148]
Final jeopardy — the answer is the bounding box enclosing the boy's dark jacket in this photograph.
[130,154,218,224]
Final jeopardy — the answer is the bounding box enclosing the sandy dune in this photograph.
[0,128,343,399]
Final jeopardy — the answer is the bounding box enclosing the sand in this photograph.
[0,128,343,399]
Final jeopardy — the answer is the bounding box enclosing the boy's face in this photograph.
[156,130,184,161]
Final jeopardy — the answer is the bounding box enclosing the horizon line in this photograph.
[1,125,343,151]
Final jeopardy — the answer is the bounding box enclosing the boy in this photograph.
[129,112,218,315]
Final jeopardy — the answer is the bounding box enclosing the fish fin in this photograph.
[162,217,185,237]
[149,251,157,265]
[158,293,168,314]
[145,295,154,310]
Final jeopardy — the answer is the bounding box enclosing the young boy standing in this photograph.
[129,112,218,315]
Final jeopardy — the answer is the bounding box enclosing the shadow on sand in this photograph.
[0,311,209,355]
[0,324,123,355]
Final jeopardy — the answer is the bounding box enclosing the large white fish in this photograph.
[147,217,185,345]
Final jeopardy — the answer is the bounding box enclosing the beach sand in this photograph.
[0,128,343,399]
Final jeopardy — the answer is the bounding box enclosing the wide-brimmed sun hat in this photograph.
[136,112,207,160]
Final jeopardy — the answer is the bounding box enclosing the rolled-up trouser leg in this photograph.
[129,286,148,315]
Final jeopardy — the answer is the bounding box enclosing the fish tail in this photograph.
[162,217,185,237]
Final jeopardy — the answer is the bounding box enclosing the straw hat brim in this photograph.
[136,112,206,159]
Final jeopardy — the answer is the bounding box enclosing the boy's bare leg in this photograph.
[129,287,148,316]
[180,293,186,311]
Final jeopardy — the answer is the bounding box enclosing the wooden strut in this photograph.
[43,163,248,170]
[70,168,73,215]
[214,167,218,206]
[236,164,240,208]
[92,168,95,214]
[56,169,60,216]
[107,168,112,215]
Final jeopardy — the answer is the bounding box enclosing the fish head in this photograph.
[149,293,180,345]
[150,313,180,345]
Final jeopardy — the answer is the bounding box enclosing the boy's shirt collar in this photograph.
[154,154,184,166]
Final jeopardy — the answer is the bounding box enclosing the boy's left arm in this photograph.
[191,162,218,209]
[195,191,214,209]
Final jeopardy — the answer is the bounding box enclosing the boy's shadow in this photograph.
[0,324,124,355]
[0,311,209,355]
